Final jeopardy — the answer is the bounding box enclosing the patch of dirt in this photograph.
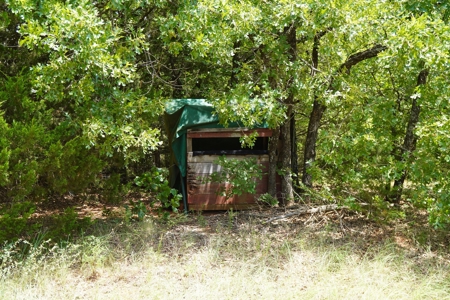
[22,194,450,264]
[30,192,152,220]
[168,205,450,263]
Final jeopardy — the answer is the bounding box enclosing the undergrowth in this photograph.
[1,210,449,299]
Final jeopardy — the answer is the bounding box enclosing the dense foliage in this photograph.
[1,0,450,227]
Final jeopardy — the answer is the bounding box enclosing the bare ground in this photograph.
[3,196,450,299]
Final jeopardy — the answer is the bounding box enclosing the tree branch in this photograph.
[311,28,332,76]
[264,204,341,223]
[339,44,387,74]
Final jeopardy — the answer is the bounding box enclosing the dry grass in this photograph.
[1,209,450,300]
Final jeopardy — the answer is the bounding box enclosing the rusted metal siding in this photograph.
[187,154,269,210]
[186,128,272,210]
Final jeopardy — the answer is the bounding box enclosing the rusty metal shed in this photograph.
[164,99,272,210]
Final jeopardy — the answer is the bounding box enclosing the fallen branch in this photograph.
[264,204,341,223]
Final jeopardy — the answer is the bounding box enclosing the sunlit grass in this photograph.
[1,213,449,300]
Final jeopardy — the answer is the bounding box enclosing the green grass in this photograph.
[1,212,450,300]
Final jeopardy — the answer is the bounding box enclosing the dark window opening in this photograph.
[192,137,269,156]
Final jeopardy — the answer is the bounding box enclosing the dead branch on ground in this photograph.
[264,204,342,223]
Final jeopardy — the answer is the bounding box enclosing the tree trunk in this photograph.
[302,99,326,187]
[291,114,299,190]
[170,55,183,98]
[301,32,325,188]
[229,41,241,88]
[268,127,280,198]
[277,24,297,205]
[154,149,161,167]
[280,106,294,205]
[301,42,387,188]
[388,68,428,203]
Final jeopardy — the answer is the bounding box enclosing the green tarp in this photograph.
[164,99,269,182]
[164,99,228,177]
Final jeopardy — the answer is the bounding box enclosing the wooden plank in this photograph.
[188,193,258,207]
[186,137,192,152]
[187,153,269,163]
[187,163,224,174]
[188,173,269,185]
[189,128,247,132]
[186,171,269,210]
[187,177,268,195]
[187,162,269,174]
[188,203,259,210]
[188,128,272,133]
[187,128,272,138]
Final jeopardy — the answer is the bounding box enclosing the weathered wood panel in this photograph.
[188,187,262,210]
[187,153,270,163]
[188,163,224,174]
[187,163,269,210]
[187,161,269,173]
[185,128,272,210]
[188,202,259,211]
[188,175,269,194]
[187,128,272,138]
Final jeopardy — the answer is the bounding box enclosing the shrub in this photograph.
[207,156,263,199]
[47,207,93,241]
[0,202,39,244]
[134,167,181,218]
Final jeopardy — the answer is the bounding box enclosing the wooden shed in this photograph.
[164,99,272,211]
[186,128,272,210]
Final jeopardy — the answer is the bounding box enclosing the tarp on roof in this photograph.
[164,99,228,178]
[163,99,267,178]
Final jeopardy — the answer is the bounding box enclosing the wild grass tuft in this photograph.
[1,213,449,299]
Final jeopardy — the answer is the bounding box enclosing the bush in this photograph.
[47,207,93,240]
[134,167,181,218]
[207,156,263,199]
[0,202,39,244]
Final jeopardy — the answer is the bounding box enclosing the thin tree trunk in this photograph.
[301,43,387,188]
[302,99,326,187]
[154,149,161,167]
[302,31,326,188]
[170,55,183,98]
[291,114,299,190]
[268,127,280,198]
[280,106,294,205]
[278,24,297,205]
[388,68,428,203]
[229,41,241,88]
